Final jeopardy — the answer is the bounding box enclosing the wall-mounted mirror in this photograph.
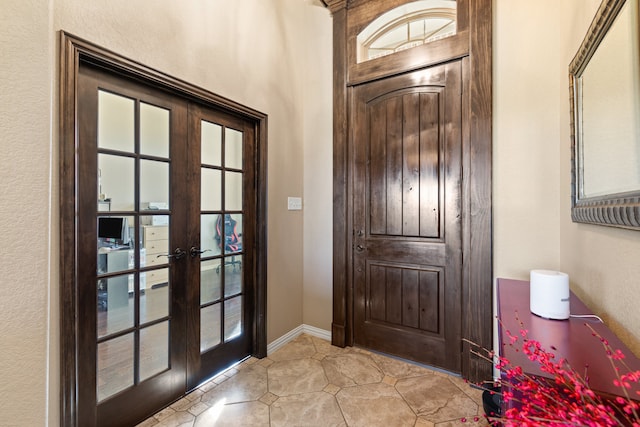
[570,0,640,229]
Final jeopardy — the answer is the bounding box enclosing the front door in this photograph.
[352,61,463,372]
[74,62,260,426]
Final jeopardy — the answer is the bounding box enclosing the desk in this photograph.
[98,247,133,309]
[497,278,640,405]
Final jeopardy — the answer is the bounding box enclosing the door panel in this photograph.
[367,263,441,333]
[353,61,463,372]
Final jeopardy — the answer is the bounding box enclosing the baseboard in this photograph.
[266,324,331,355]
[301,324,332,341]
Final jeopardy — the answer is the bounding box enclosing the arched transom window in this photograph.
[357,0,457,63]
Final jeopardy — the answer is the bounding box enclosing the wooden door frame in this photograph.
[324,0,492,383]
[59,31,268,426]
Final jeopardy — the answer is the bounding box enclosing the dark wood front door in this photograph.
[352,61,463,372]
[71,60,262,426]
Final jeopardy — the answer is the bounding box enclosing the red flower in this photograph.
[463,318,640,426]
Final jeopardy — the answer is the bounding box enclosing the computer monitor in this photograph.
[98,217,131,246]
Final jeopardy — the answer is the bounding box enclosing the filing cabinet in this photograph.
[142,225,169,288]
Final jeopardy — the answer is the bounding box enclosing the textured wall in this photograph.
[2,0,333,425]
[0,0,54,425]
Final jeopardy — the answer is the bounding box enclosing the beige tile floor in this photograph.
[137,334,489,427]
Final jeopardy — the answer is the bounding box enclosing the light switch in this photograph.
[287,197,302,211]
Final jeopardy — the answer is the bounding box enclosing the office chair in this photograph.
[215,214,242,273]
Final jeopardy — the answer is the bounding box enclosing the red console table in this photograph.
[497,278,640,403]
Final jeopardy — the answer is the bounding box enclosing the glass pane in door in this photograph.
[224,256,243,297]
[97,333,134,402]
[201,169,222,211]
[140,269,169,323]
[97,274,134,338]
[202,121,222,166]
[98,91,134,152]
[225,128,243,169]
[201,259,221,305]
[224,296,242,341]
[140,102,169,158]
[140,215,169,269]
[201,214,222,256]
[96,215,134,273]
[201,303,221,352]
[140,160,169,209]
[98,154,135,211]
[225,171,243,211]
[222,213,242,297]
[140,321,169,381]
[221,214,242,255]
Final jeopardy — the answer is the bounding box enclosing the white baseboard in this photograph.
[267,324,331,355]
[301,324,332,341]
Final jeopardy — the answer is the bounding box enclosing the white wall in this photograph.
[558,2,640,357]
[301,4,334,332]
[560,0,640,357]
[1,0,332,425]
[494,0,640,357]
[493,0,571,279]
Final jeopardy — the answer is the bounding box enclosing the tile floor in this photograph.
[137,334,489,427]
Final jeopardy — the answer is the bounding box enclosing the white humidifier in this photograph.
[529,270,570,320]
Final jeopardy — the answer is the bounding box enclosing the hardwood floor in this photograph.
[97,267,243,402]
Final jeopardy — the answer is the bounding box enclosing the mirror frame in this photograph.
[570,0,640,230]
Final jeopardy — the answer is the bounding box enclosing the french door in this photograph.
[185,104,256,389]
[66,49,265,426]
[77,64,189,426]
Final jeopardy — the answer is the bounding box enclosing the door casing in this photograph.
[59,31,268,426]
[324,0,493,383]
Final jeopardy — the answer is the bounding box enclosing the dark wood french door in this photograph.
[185,104,255,389]
[352,61,463,372]
[73,62,259,426]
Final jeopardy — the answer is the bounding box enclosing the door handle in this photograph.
[356,244,364,252]
[157,248,187,260]
[190,247,211,258]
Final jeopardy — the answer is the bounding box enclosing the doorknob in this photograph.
[157,248,187,260]
[356,244,364,252]
[190,247,211,258]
